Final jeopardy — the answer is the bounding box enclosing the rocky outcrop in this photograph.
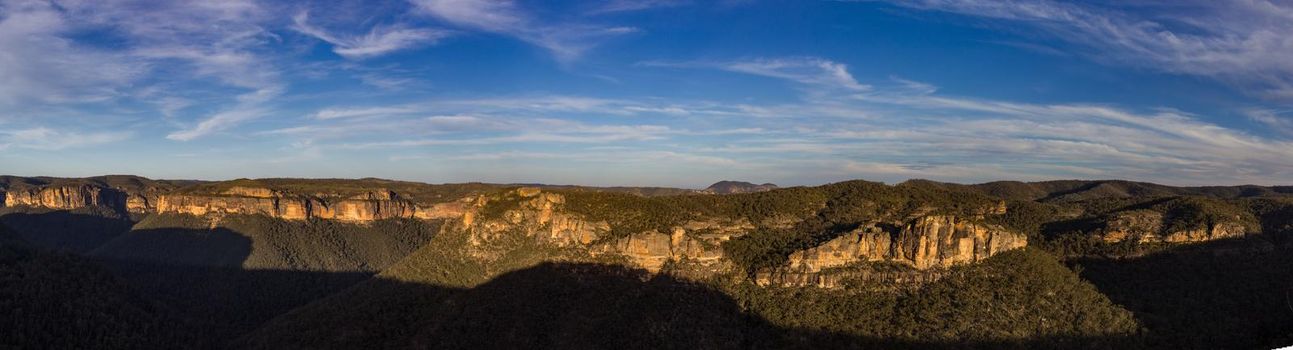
[0,178,473,224]
[462,188,1027,283]
[464,188,752,273]
[468,189,608,249]
[155,188,434,222]
[592,219,751,272]
[2,185,129,213]
[758,216,1027,288]
[1097,210,1249,244]
[125,192,159,213]
[895,216,1027,269]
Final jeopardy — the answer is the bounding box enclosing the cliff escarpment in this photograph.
[5,175,1291,349]
[451,186,1029,288]
[757,216,1027,288]
[1090,196,1258,245]
[0,179,473,224]
[1,175,1283,287]
[0,175,187,215]
[458,188,758,277]
[1,183,165,215]
[154,186,468,222]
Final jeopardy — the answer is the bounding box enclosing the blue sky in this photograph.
[1,0,1292,187]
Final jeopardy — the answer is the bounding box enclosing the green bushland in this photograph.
[0,174,196,193]
[731,248,1139,347]
[479,180,1011,273]
[480,180,1280,269]
[241,248,1142,349]
[0,205,136,253]
[85,213,445,348]
[96,213,441,272]
[1075,238,1293,349]
[6,177,1293,348]
[0,223,192,349]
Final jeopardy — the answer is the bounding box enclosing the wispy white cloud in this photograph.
[643,57,870,91]
[339,123,672,149]
[291,11,450,60]
[722,58,870,91]
[9,0,288,141]
[409,0,637,61]
[655,56,1293,184]
[588,0,689,14]
[313,106,419,120]
[166,107,269,141]
[395,149,737,167]
[0,1,143,105]
[0,127,131,151]
[358,73,419,90]
[1246,108,1293,136]
[870,0,1293,100]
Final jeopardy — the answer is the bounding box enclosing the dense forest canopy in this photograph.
[1,176,1291,349]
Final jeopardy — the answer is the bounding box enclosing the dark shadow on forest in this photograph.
[6,218,1290,349]
[91,226,255,267]
[17,245,1285,350]
[0,209,135,254]
[96,259,372,349]
[235,262,1143,350]
[1073,237,1293,350]
[80,225,373,348]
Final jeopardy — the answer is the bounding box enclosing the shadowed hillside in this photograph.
[0,223,191,349]
[82,215,445,348]
[239,246,1140,349]
[92,214,443,272]
[2,175,1292,348]
[239,262,1145,350]
[1075,238,1293,349]
[0,207,136,253]
[99,260,372,349]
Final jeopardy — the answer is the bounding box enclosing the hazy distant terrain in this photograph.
[1,175,1290,349]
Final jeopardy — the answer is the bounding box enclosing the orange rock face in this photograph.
[154,190,424,222]
[757,215,1028,288]
[3,185,128,212]
[1097,210,1249,244]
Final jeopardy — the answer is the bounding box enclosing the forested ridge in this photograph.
[0,177,1290,349]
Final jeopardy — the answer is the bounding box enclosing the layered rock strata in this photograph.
[2,185,131,213]
[757,216,1027,288]
[1,183,471,223]
[155,187,468,222]
[465,188,746,273]
[1097,210,1249,244]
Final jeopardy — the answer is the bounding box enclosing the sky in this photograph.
[1,0,1292,188]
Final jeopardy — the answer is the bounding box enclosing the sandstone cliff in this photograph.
[3,184,126,211]
[0,179,474,224]
[1097,210,1250,244]
[462,188,747,273]
[0,184,160,215]
[467,188,606,249]
[0,176,182,215]
[591,219,751,273]
[458,187,1029,288]
[757,216,1027,288]
[154,186,472,222]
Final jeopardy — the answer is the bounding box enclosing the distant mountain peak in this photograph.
[702,181,778,194]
